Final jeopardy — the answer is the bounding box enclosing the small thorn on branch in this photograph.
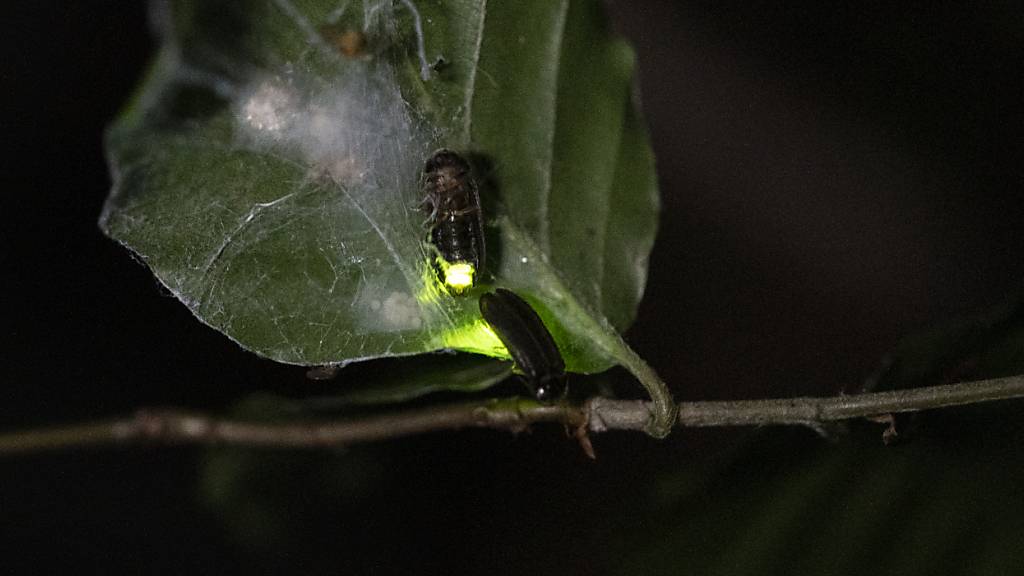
[868,414,900,445]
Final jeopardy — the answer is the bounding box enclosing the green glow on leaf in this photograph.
[411,252,505,360]
[438,318,510,360]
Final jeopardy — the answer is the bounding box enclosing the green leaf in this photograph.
[301,353,512,407]
[101,0,669,430]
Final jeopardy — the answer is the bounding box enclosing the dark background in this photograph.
[3,1,1023,574]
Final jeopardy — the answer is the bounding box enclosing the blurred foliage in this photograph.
[625,293,1024,574]
[199,294,1024,574]
[618,412,1024,576]
[866,296,1024,392]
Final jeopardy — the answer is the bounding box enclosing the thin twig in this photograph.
[2,375,1023,455]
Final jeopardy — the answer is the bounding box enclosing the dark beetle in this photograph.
[479,289,567,401]
[421,149,485,293]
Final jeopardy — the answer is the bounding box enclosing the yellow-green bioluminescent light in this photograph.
[439,318,510,360]
[437,258,475,294]
[412,257,508,360]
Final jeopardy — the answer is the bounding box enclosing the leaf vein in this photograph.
[462,0,488,144]
[538,0,571,249]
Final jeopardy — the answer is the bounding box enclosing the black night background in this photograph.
[3,2,1024,573]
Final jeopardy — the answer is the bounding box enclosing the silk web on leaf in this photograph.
[103,0,499,366]
[101,0,664,419]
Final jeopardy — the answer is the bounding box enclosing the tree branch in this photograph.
[2,375,1023,455]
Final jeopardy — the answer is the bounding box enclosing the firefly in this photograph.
[421,149,485,294]
[479,288,567,402]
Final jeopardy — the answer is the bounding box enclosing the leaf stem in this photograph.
[604,339,676,437]
[2,375,1023,455]
[497,217,678,437]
